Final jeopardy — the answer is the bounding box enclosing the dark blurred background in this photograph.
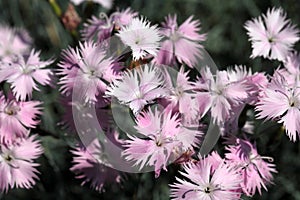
[0,0,299,199]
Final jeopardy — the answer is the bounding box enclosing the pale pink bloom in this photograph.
[163,67,199,125]
[245,72,269,105]
[58,41,118,103]
[221,66,264,134]
[71,0,113,9]
[106,64,168,115]
[204,151,223,172]
[0,135,43,192]
[112,8,138,28]
[170,156,241,200]
[195,66,249,126]
[117,17,161,60]
[245,7,299,61]
[0,25,31,61]
[256,71,300,141]
[123,108,201,177]
[155,15,206,68]
[0,93,42,144]
[81,8,138,43]
[278,51,300,85]
[225,138,277,196]
[70,138,121,192]
[284,51,300,74]
[0,50,53,100]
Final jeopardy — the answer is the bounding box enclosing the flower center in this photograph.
[0,151,14,163]
[170,32,181,42]
[268,37,275,44]
[289,96,299,107]
[4,102,20,116]
[4,154,13,162]
[22,65,36,74]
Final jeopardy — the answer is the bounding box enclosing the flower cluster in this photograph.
[1,1,300,199]
[0,25,47,191]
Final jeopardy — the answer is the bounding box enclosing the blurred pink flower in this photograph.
[163,67,199,125]
[170,155,241,200]
[81,8,138,43]
[0,50,53,100]
[278,51,300,85]
[70,138,121,192]
[225,138,277,196]
[155,15,206,68]
[71,0,113,9]
[0,135,43,192]
[195,66,249,126]
[58,41,119,103]
[122,108,201,177]
[117,17,161,60]
[256,71,300,141]
[106,64,168,115]
[245,7,299,61]
[0,93,42,144]
[0,25,31,61]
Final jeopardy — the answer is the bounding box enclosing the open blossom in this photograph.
[82,8,138,42]
[106,64,168,115]
[245,7,299,61]
[0,135,43,192]
[225,138,277,196]
[164,67,199,125]
[278,51,300,85]
[194,66,249,126]
[256,71,300,141]
[122,108,201,177]
[117,17,161,60]
[0,93,42,144]
[155,15,206,68]
[71,0,113,9]
[0,50,53,100]
[170,155,241,200]
[0,25,31,61]
[58,41,118,103]
[70,138,121,192]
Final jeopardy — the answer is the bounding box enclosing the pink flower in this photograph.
[122,108,201,177]
[0,50,53,100]
[163,67,199,125]
[278,51,300,85]
[256,71,300,141]
[71,0,113,9]
[0,93,42,144]
[57,41,118,103]
[70,138,122,192]
[245,7,299,61]
[81,8,138,43]
[225,138,277,196]
[117,17,161,60]
[0,25,31,61]
[106,64,168,115]
[195,66,249,126]
[112,8,138,28]
[0,135,43,192]
[155,15,206,68]
[170,155,241,200]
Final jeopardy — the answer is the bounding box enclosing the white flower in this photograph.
[117,17,161,60]
[106,64,168,115]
